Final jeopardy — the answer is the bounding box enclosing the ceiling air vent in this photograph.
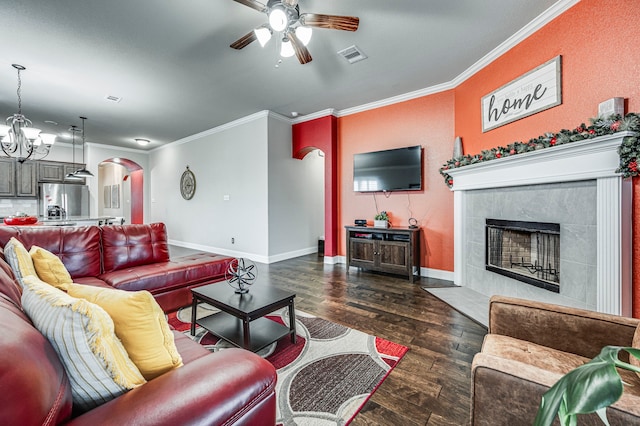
[337,45,367,64]
[105,95,122,103]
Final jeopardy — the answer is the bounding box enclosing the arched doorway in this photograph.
[98,158,143,224]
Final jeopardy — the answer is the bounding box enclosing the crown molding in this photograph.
[451,0,580,87]
[291,109,337,124]
[85,141,149,154]
[152,110,272,152]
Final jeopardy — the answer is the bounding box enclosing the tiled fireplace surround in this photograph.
[447,132,633,316]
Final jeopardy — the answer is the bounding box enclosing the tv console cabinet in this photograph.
[345,226,421,283]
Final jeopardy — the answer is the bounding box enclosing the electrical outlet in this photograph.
[231,237,235,244]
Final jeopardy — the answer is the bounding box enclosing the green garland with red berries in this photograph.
[439,113,640,188]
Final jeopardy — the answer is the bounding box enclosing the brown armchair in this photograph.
[471,296,640,425]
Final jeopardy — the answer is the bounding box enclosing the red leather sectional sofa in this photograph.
[0,222,230,312]
[0,223,277,425]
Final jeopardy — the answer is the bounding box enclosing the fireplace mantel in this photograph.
[447,131,635,191]
[448,132,633,316]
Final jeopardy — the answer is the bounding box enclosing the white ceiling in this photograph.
[0,0,565,150]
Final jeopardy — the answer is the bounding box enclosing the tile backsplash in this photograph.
[0,199,38,218]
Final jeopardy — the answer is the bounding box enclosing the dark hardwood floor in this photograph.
[258,254,487,425]
[172,248,488,425]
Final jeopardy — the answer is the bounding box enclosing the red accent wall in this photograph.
[338,92,456,272]
[292,116,338,256]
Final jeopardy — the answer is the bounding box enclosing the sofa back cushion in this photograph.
[0,226,102,278]
[101,223,170,273]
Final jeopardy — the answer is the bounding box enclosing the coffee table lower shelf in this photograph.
[196,312,291,353]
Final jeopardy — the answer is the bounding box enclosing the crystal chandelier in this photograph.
[0,64,56,162]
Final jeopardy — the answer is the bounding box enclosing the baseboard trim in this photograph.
[168,240,318,264]
[420,267,455,281]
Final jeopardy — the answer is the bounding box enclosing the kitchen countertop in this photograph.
[30,216,117,226]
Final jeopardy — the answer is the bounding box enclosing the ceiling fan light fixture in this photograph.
[280,38,295,57]
[295,26,312,46]
[269,7,288,32]
[254,26,272,47]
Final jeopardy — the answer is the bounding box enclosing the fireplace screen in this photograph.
[486,219,560,293]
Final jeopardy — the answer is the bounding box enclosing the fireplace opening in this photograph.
[485,219,560,293]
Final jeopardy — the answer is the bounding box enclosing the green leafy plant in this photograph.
[534,346,640,426]
[374,211,389,221]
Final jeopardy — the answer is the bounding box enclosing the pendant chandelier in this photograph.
[65,125,83,180]
[74,116,94,177]
[0,64,56,162]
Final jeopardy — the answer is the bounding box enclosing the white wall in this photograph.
[148,113,270,260]
[147,111,324,263]
[267,115,325,261]
[74,110,324,264]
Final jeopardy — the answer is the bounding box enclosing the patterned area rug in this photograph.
[167,304,409,425]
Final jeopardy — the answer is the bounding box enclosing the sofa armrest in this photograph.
[488,296,639,359]
[471,352,563,425]
[67,348,277,426]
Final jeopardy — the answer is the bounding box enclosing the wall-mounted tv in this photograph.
[353,145,423,192]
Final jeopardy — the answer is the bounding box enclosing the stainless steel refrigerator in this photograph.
[39,183,90,219]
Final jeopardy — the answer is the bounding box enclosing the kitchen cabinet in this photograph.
[345,226,421,282]
[38,161,85,183]
[0,158,37,197]
[0,158,16,197]
[16,161,37,197]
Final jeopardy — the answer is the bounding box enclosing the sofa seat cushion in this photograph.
[98,253,232,294]
[479,334,640,416]
[73,276,114,288]
[172,330,211,364]
[482,334,590,376]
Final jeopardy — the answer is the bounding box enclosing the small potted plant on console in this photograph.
[374,211,390,228]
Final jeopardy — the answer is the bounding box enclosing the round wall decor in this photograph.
[180,166,196,200]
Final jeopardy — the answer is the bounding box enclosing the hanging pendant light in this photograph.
[74,116,94,177]
[65,125,83,180]
[0,64,56,162]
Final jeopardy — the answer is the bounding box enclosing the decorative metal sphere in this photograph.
[225,258,257,294]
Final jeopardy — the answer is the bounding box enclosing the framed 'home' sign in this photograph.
[481,56,562,132]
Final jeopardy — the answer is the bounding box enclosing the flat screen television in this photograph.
[353,145,422,192]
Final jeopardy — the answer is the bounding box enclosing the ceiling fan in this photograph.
[230,0,359,65]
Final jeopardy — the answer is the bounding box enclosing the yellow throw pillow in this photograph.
[4,237,37,286]
[29,245,72,291]
[21,276,146,412]
[67,284,183,380]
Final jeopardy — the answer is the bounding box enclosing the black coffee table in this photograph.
[190,283,296,353]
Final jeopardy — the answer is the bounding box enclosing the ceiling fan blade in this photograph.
[231,0,267,13]
[230,30,257,49]
[288,32,312,64]
[300,13,359,31]
[281,0,298,6]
